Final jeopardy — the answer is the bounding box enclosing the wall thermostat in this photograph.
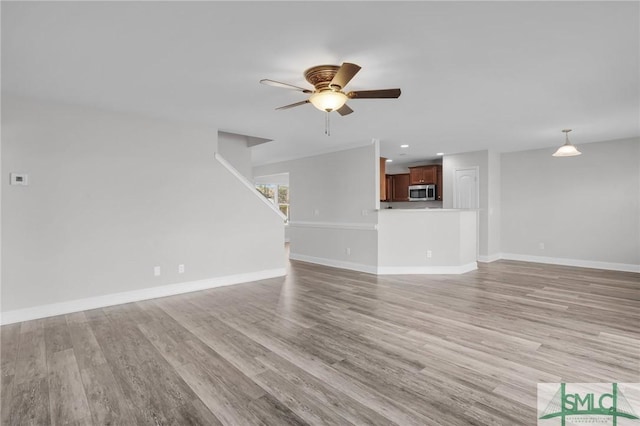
[10,173,29,186]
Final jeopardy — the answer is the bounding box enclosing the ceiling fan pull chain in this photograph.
[325,110,330,136]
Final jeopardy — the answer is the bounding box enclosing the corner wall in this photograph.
[443,149,501,260]
[217,131,253,180]
[253,142,379,272]
[500,137,639,271]
[1,96,285,322]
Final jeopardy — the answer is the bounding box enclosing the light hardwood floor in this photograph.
[1,259,639,425]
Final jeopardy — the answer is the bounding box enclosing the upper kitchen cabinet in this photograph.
[409,165,439,185]
[409,166,422,184]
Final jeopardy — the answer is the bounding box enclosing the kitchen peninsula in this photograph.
[377,208,477,274]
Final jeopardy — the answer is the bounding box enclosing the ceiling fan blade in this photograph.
[260,79,312,94]
[330,63,361,90]
[347,88,401,99]
[336,104,354,116]
[275,100,310,110]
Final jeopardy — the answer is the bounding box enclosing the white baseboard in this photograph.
[0,268,286,325]
[289,253,378,274]
[377,262,478,275]
[289,253,477,276]
[477,253,501,263]
[500,253,640,273]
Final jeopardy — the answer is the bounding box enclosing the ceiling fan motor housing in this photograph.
[304,65,342,91]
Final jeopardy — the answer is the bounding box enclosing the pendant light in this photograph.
[552,129,582,157]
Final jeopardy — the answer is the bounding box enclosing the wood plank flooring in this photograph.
[1,259,639,425]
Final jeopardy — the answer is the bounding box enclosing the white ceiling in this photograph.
[2,1,638,166]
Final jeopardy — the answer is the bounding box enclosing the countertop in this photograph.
[378,208,474,212]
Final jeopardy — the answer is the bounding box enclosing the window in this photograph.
[255,184,275,203]
[256,183,289,221]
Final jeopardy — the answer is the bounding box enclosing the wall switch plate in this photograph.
[154,266,161,276]
[10,173,28,186]
[538,242,545,250]
[345,248,351,256]
[427,250,433,258]
[313,209,320,217]
[361,209,368,216]
[178,264,185,274]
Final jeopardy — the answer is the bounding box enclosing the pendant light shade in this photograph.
[553,129,582,157]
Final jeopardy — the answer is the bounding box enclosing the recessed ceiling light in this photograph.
[436,152,444,156]
[400,144,409,148]
[386,159,393,162]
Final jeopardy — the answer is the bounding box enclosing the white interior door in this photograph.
[453,167,479,209]
[453,167,480,259]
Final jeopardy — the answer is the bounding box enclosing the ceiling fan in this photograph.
[260,62,401,120]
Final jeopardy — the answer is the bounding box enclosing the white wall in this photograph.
[385,159,442,175]
[377,210,477,274]
[217,131,253,180]
[443,150,501,260]
[254,173,289,186]
[253,142,379,271]
[501,137,639,270]
[2,96,285,319]
[487,150,501,259]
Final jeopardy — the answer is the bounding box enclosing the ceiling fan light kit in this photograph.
[552,129,582,157]
[260,62,401,135]
[309,90,348,112]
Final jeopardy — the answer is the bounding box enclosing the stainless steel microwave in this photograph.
[409,184,436,201]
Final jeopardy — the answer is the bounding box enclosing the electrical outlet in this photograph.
[178,264,185,274]
[154,266,161,276]
[361,209,368,216]
[313,209,320,217]
[345,248,351,256]
[538,242,545,250]
[427,250,433,259]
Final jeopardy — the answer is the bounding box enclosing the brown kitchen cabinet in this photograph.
[436,166,443,201]
[409,165,437,185]
[384,175,393,201]
[408,167,422,184]
[391,173,410,201]
[382,173,411,202]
